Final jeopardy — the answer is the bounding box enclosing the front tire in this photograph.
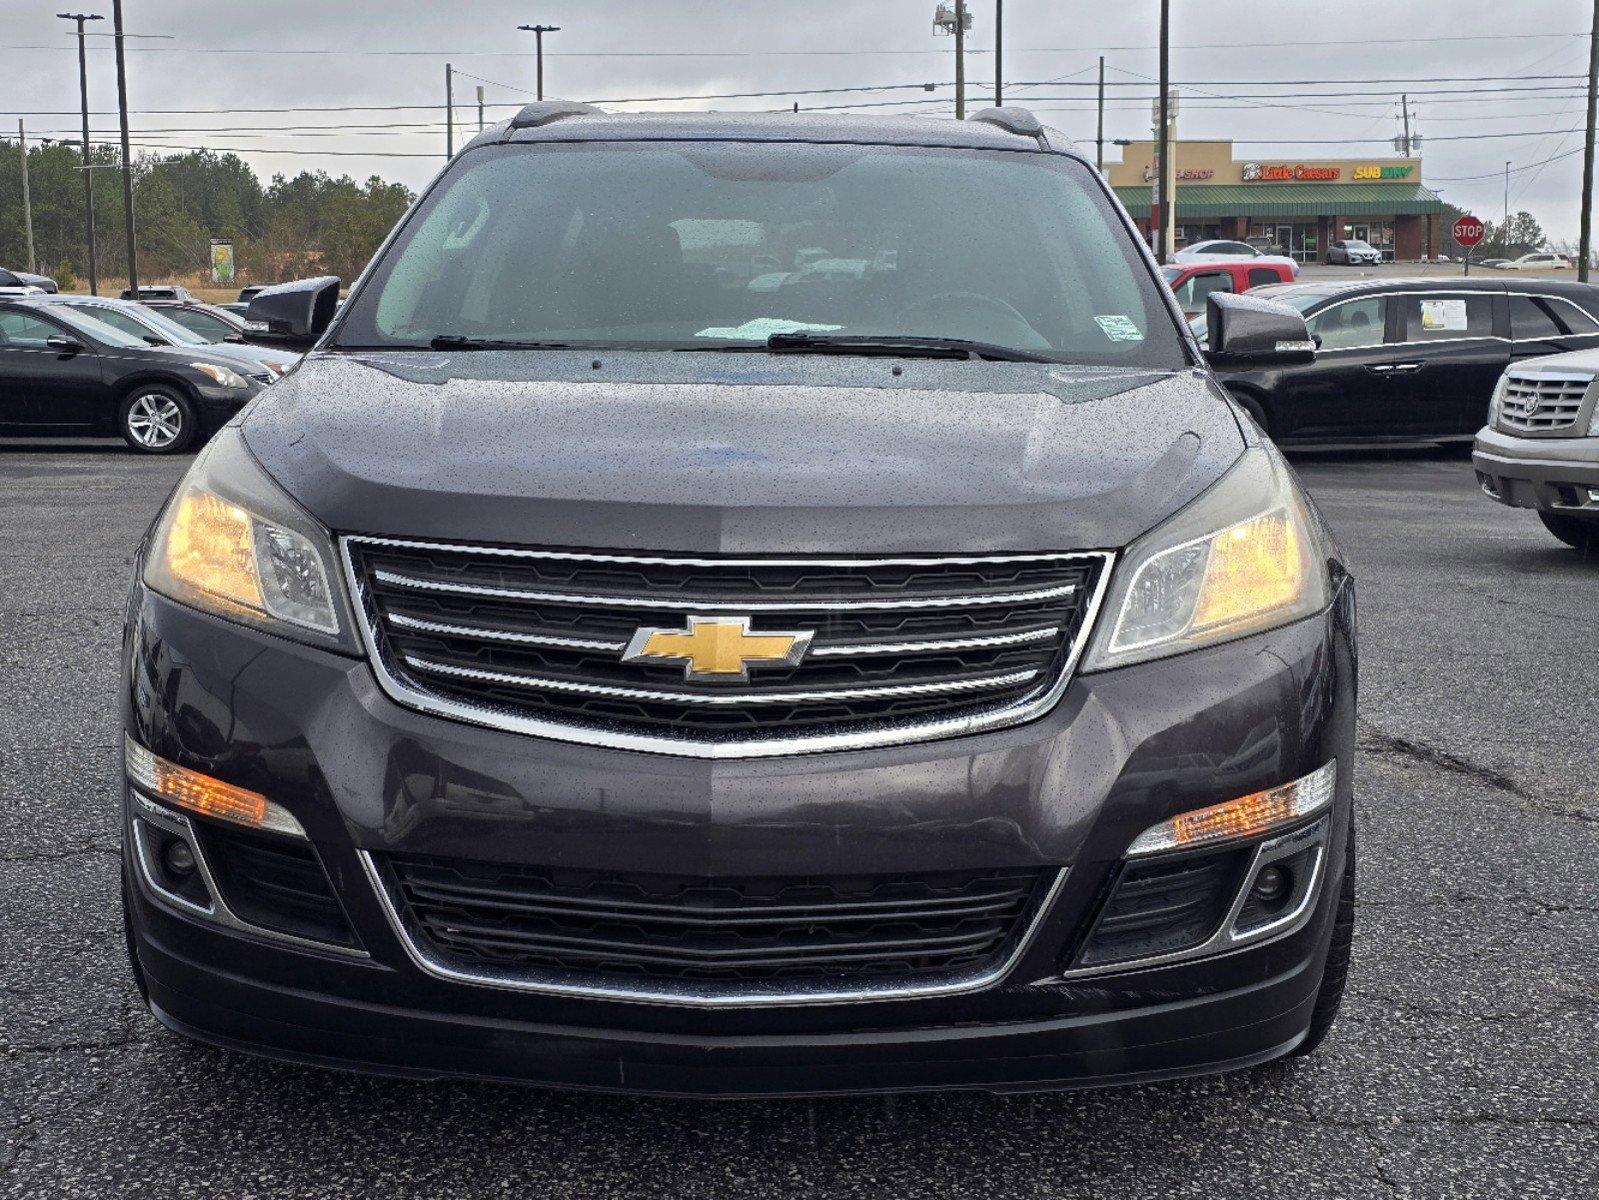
[119,385,196,454]
[1292,821,1355,1057]
[1539,511,1599,552]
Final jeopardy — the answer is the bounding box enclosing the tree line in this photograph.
[0,139,414,289]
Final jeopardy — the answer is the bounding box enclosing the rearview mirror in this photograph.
[243,276,340,350]
[45,335,84,355]
[1205,292,1316,367]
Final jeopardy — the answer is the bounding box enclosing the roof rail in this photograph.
[507,100,604,132]
[968,106,1049,149]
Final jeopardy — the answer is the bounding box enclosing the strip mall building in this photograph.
[1106,140,1447,264]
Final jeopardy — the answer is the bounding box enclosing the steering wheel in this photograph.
[898,291,1032,328]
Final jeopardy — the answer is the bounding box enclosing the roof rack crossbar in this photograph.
[968,106,1049,150]
[505,100,605,135]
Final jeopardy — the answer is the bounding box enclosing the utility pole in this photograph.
[59,12,103,294]
[446,63,454,157]
[112,0,137,294]
[1095,55,1105,170]
[1580,0,1598,282]
[19,122,36,273]
[993,0,1002,107]
[1400,93,1411,156]
[1503,160,1511,250]
[1155,0,1170,262]
[954,0,967,118]
[518,24,560,100]
[477,85,486,132]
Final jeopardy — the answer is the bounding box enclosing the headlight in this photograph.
[143,429,355,650]
[190,361,251,389]
[1083,446,1333,671]
[1488,374,1507,427]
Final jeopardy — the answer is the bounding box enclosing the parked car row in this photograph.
[1211,278,1599,448]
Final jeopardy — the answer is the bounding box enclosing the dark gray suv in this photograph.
[119,104,1356,1095]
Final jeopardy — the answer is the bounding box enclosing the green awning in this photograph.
[1111,182,1446,219]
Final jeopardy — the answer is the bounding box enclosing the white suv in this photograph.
[1474,349,1599,551]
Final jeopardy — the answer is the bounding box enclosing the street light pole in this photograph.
[1580,0,1598,282]
[59,12,103,295]
[517,24,560,100]
[111,0,137,294]
[1155,0,1170,262]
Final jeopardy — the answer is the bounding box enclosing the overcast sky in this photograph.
[3,0,1594,240]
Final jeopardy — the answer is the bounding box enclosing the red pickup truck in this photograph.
[1161,260,1297,319]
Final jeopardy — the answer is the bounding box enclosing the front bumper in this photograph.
[121,579,1357,1095]
[1473,425,1599,513]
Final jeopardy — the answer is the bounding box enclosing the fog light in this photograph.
[161,837,197,877]
[1251,864,1289,903]
[1127,761,1336,856]
[124,735,305,838]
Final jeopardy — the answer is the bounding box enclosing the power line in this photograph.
[0,31,1584,55]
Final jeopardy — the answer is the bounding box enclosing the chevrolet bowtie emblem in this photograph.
[620,616,813,682]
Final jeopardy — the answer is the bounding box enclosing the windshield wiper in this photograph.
[428,335,585,351]
[764,331,1055,363]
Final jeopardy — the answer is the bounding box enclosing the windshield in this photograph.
[45,304,151,349]
[334,141,1187,367]
[130,305,212,345]
[65,301,209,347]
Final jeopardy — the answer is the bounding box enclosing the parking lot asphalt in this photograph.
[1,440,1595,1200]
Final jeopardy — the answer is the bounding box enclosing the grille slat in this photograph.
[386,857,1047,984]
[348,538,1107,750]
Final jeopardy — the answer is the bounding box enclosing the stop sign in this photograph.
[1453,215,1486,248]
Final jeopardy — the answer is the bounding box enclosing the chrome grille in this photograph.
[1500,370,1593,434]
[344,538,1111,758]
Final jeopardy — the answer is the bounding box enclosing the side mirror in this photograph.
[45,335,84,355]
[243,276,340,350]
[1205,292,1316,368]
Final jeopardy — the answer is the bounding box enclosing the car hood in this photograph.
[240,349,1244,554]
[1504,347,1599,373]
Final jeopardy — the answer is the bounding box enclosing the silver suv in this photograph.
[1474,349,1599,551]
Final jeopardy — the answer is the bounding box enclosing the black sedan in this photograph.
[1211,278,1599,447]
[0,298,268,453]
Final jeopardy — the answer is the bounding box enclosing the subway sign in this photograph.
[1353,164,1415,180]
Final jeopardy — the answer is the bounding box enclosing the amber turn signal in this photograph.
[124,736,305,838]
[1127,761,1336,856]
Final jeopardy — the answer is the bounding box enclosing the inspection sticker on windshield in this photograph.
[1094,315,1145,343]
[1420,299,1468,332]
[695,318,843,341]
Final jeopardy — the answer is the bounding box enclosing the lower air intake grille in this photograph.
[383,856,1048,985]
[1076,850,1250,968]
[197,826,358,949]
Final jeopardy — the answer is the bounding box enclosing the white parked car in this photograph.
[1503,252,1570,271]
[1172,239,1301,279]
[1325,239,1383,266]
[0,268,44,296]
